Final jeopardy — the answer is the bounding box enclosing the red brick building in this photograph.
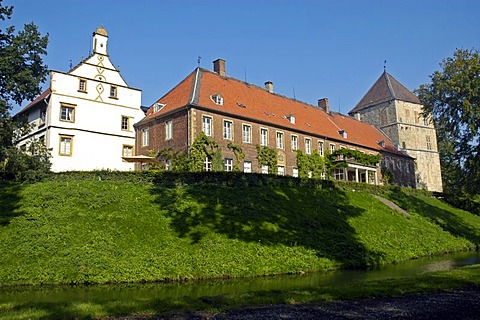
[134,59,415,186]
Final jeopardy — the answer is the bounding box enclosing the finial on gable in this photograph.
[384,60,387,72]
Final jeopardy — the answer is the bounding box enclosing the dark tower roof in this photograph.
[349,71,421,115]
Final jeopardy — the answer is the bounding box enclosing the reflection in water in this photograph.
[1,251,479,304]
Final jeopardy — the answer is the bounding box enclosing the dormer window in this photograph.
[379,140,386,148]
[338,130,347,139]
[153,103,165,113]
[211,94,223,105]
[286,114,295,124]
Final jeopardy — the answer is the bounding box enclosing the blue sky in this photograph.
[7,0,480,115]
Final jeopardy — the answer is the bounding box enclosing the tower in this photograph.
[349,71,443,192]
[92,25,108,55]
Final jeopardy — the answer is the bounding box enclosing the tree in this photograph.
[0,0,50,181]
[416,48,480,194]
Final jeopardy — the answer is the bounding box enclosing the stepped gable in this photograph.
[349,71,421,114]
[140,67,407,156]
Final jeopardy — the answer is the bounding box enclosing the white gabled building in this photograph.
[16,26,144,172]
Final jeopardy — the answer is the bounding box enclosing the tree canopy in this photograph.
[416,48,480,194]
[0,0,50,181]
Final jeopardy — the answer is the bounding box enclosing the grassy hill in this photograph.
[1,172,479,286]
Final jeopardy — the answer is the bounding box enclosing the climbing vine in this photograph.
[227,142,245,172]
[256,145,277,174]
[329,149,381,166]
[296,150,325,179]
[189,132,223,172]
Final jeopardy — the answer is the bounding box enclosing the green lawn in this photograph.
[1,176,479,286]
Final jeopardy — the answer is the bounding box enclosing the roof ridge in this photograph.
[384,71,397,100]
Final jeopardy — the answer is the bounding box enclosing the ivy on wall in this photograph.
[296,150,325,179]
[329,149,381,166]
[256,145,277,174]
[227,142,245,172]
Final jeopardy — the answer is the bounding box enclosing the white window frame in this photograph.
[243,161,252,173]
[318,141,324,156]
[204,157,212,172]
[223,120,233,140]
[277,166,285,176]
[242,124,252,143]
[291,135,298,151]
[261,165,269,174]
[142,128,149,147]
[202,116,213,137]
[260,128,268,147]
[122,144,133,157]
[224,158,233,172]
[305,138,312,154]
[165,120,173,140]
[212,94,223,105]
[292,167,299,178]
[330,143,335,153]
[276,131,284,149]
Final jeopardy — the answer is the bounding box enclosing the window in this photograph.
[385,157,390,168]
[334,169,344,181]
[204,157,212,172]
[243,161,252,173]
[165,120,173,140]
[242,124,252,143]
[212,94,223,105]
[426,136,432,150]
[292,168,299,178]
[202,116,213,136]
[305,138,312,154]
[261,165,269,174]
[59,135,73,156]
[392,159,396,170]
[423,117,429,126]
[277,166,285,176]
[142,128,149,147]
[318,141,324,156]
[60,105,75,122]
[260,128,268,146]
[224,158,233,172]
[276,131,284,149]
[121,116,130,131]
[402,141,407,149]
[414,111,419,124]
[153,103,165,113]
[330,144,335,153]
[406,162,410,173]
[291,135,298,151]
[110,86,117,98]
[122,145,133,157]
[223,120,233,140]
[40,108,46,125]
[78,79,87,92]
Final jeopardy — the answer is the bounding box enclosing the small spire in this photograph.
[197,56,201,67]
[383,60,387,72]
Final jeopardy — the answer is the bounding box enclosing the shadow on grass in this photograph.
[150,173,385,268]
[0,182,24,226]
[385,187,480,245]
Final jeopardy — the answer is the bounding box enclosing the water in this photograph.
[1,251,479,304]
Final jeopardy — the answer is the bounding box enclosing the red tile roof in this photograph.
[16,88,51,115]
[139,68,410,157]
[349,71,421,114]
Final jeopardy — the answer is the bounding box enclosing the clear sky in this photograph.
[7,0,480,115]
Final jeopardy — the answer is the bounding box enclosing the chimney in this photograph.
[265,81,274,93]
[213,59,226,77]
[318,98,330,114]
